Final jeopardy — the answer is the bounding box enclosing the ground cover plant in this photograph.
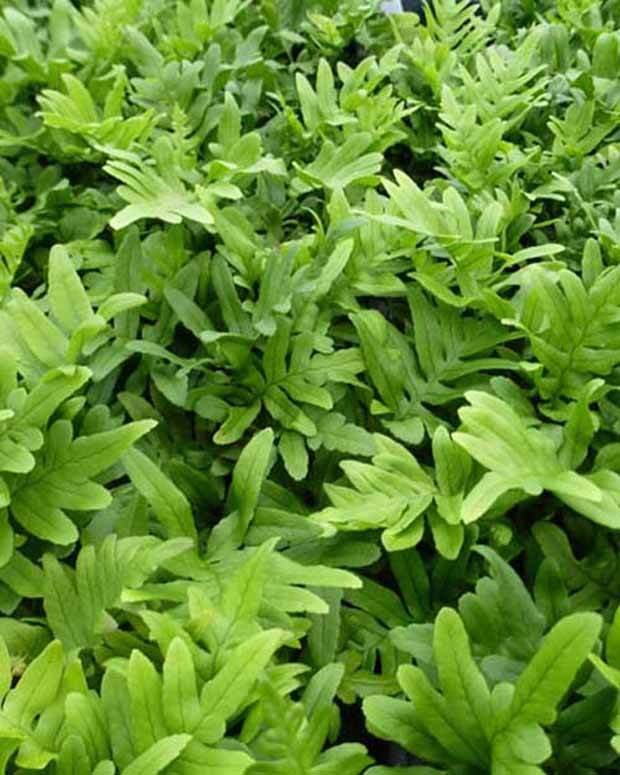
[1,0,620,772]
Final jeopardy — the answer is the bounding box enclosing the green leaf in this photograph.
[397,665,485,767]
[228,428,275,539]
[122,447,197,540]
[3,639,64,728]
[47,245,94,333]
[105,156,214,230]
[454,391,604,525]
[127,649,167,753]
[17,365,90,428]
[43,535,190,650]
[294,133,382,191]
[121,734,191,775]
[0,290,68,383]
[508,613,601,725]
[432,608,491,748]
[459,546,546,660]
[307,588,342,668]
[213,402,261,446]
[162,638,201,733]
[197,629,284,744]
[10,419,155,544]
[363,695,447,762]
[279,430,308,481]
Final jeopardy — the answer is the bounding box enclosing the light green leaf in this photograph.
[122,447,197,540]
[47,245,94,333]
[162,638,201,733]
[228,428,275,539]
[508,613,601,726]
[197,629,284,744]
[122,734,191,775]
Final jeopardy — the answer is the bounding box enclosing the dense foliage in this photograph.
[1,0,620,772]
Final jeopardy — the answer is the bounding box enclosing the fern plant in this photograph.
[0,0,619,772]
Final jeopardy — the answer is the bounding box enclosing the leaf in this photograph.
[47,245,94,333]
[303,662,344,719]
[172,742,253,774]
[307,588,342,668]
[279,430,308,481]
[98,292,147,322]
[3,639,64,729]
[164,286,212,338]
[454,391,605,525]
[253,251,293,336]
[63,691,110,765]
[363,694,447,762]
[228,428,275,539]
[122,734,191,775]
[127,649,167,753]
[43,535,191,650]
[10,419,155,544]
[105,157,213,229]
[197,628,284,744]
[101,670,134,769]
[217,542,273,640]
[432,608,491,750]
[508,613,601,725]
[397,665,485,767]
[513,266,620,399]
[606,606,620,669]
[0,290,69,383]
[213,402,261,446]
[383,170,444,236]
[0,638,10,701]
[17,365,91,428]
[162,638,201,734]
[459,546,546,660]
[294,133,383,191]
[122,447,197,540]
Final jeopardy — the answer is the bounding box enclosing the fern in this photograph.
[511,261,620,399]
[424,0,498,59]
